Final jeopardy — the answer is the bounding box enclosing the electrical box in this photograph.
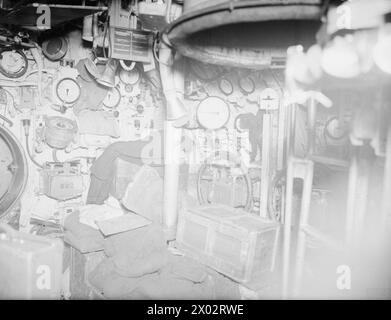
[39,162,83,201]
[177,204,280,290]
[110,27,153,62]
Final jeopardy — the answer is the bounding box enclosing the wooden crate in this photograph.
[177,204,280,290]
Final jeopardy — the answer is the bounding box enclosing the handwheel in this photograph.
[197,152,253,211]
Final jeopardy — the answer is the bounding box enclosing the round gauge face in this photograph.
[234,115,245,133]
[0,138,14,200]
[124,84,133,93]
[103,87,121,108]
[325,117,347,140]
[56,78,81,104]
[219,78,233,96]
[136,105,144,114]
[0,50,28,78]
[197,97,230,130]
[239,76,255,94]
[119,68,140,85]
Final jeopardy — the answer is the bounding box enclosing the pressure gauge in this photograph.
[239,76,255,94]
[124,84,133,93]
[0,49,28,78]
[196,97,230,130]
[218,78,234,96]
[119,68,140,85]
[103,86,121,108]
[56,78,81,104]
[324,116,348,140]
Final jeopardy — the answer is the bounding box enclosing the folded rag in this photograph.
[121,165,163,223]
[127,273,214,300]
[63,212,105,253]
[86,136,164,205]
[160,253,208,284]
[88,258,159,299]
[104,223,168,277]
[78,200,124,230]
[64,230,105,254]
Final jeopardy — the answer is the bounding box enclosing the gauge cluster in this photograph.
[0,30,164,223]
[184,59,283,166]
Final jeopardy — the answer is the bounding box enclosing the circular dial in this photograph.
[234,114,246,133]
[0,49,28,78]
[103,86,121,108]
[239,76,255,94]
[119,68,140,85]
[197,97,230,130]
[56,78,81,104]
[218,78,234,96]
[325,116,348,140]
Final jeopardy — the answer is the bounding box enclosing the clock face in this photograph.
[103,86,121,108]
[197,97,230,130]
[56,78,81,104]
[119,68,140,85]
[325,116,348,140]
[0,50,28,78]
[239,76,255,94]
[219,78,234,96]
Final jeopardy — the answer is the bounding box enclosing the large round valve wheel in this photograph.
[0,125,28,219]
[197,152,252,211]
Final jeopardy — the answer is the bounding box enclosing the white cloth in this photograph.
[79,197,123,230]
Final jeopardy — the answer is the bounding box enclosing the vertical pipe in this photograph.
[277,102,286,171]
[287,104,297,158]
[381,124,391,226]
[282,157,294,299]
[159,44,185,240]
[307,97,317,156]
[163,123,183,239]
[293,160,314,296]
[260,113,271,218]
[345,149,358,245]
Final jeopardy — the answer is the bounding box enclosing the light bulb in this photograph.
[321,36,361,78]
